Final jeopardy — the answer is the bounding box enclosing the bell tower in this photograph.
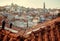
[43,2,45,14]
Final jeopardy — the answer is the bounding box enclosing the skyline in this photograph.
[0,0,60,9]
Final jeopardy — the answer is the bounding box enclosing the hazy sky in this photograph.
[0,0,60,9]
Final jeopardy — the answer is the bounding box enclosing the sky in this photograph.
[0,0,60,9]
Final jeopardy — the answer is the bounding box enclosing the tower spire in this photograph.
[43,2,45,9]
[11,0,14,5]
[43,2,45,14]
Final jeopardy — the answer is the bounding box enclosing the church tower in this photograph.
[43,2,46,14]
[43,2,45,9]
